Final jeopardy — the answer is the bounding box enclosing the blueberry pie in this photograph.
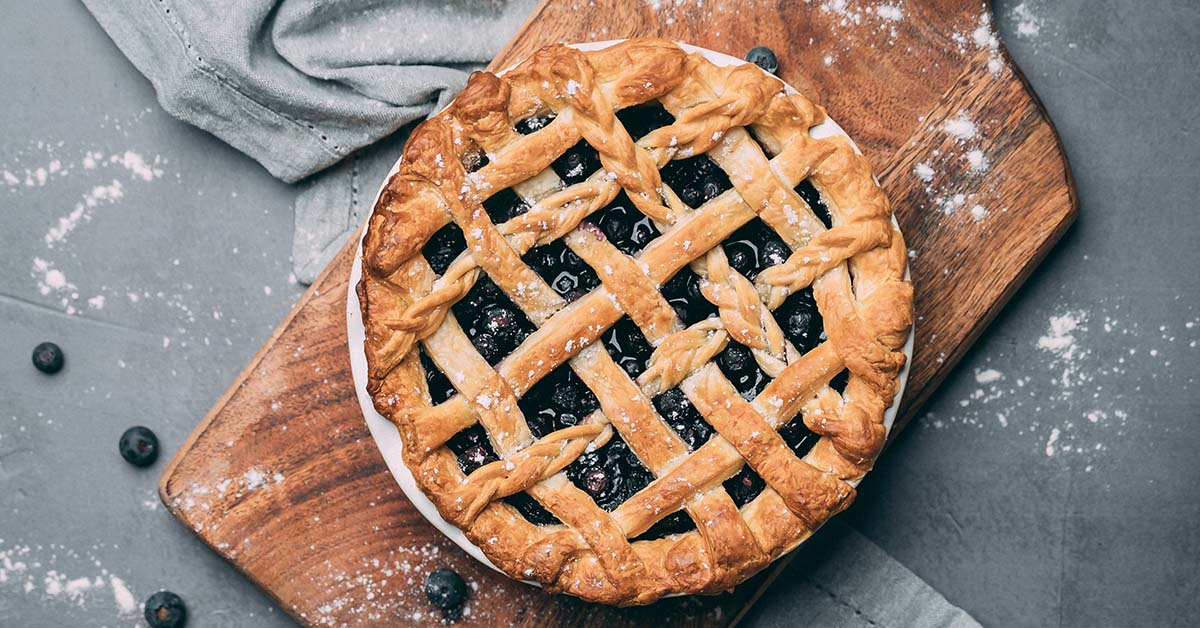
[357,38,912,605]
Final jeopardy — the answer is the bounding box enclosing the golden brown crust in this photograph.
[357,38,912,605]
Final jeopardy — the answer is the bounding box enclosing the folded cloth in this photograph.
[81,0,538,282]
[745,520,982,628]
[81,3,980,625]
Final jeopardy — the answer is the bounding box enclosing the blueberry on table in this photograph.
[745,46,779,74]
[31,341,64,374]
[119,426,160,467]
[144,590,187,628]
[425,568,468,620]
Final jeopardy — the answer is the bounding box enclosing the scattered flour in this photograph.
[925,304,1199,470]
[0,540,140,617]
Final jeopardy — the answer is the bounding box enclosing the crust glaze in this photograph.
[357,39,912,605]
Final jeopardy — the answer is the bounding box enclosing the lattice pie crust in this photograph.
[357,38,912,605]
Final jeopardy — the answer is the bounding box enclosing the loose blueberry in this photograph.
[745,46,779,74]
[119,426,160,467]
[31,342,64,374]
[144,591,187,628]
[425,568,468,619]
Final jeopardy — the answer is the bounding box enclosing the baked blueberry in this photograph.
[143,590,187,628]
[552,140,601,184]
[776,287,825,353]
[461,148,488,173]
[520,365,599,437]
[602,317,653,379]
[716,343,770,399]
[721,218,791,280]
[633,510,697,541]
[745,46,779,74]
[780,419,819,459]
[795,179,833,228]
[421,223,467,276]
[830,368,850,393]
[446,425,499,474]
[515,114,555,135]
[450,276,535,365]
[419,348,456,404]
[504,492,560,525]
[119,426,160,467]
[661,267,717,326]
[31,341,64,374]
[482,188,529,224]
[585,192,661,256]
[522,240,600,302]
[660,155,732,209]
[425,568,468,620]
[566,435,653,510]
[724,465,766,507]
[616,103,675,140]
[653,388,714,450]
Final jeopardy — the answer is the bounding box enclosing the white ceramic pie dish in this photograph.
[346,40,914,586]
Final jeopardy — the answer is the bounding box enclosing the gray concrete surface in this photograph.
[1,1,1197,627]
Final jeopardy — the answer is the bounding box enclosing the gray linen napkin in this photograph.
[80,1,981,625]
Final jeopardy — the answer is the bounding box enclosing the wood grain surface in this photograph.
[159,1,1076,626]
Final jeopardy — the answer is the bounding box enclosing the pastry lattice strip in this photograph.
[359,39,912,603]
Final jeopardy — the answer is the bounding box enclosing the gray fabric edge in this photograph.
[80,0,343,183]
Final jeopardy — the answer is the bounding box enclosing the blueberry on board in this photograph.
[144,591,187,628]
[119,426,160,467]
[425,568,468,619]
[31,341,64,374]
[745,46,779,74]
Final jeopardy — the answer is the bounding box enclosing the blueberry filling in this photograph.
[660,154,732,208]
[584,191,661,255]
[421,223,467,276]
[522,240,600,302]
[482,187,529,224]
[518,364,600,438]
[830,368,850,394]
[794,179,833,229]
[552,140,602,185]
[716,342,771,400]
[632,510,697,541]
[448,423,563,525]
[615,103,675,141]
[779,419,819,458]
[775,286,825,354]
[722,217,791,281]
[652,388,714,450]
[565,434,655,511]
[722,421,819,508]
[446,424,499,475]
[602,316,653,379]
[515,114,555,135]
[661,267,718,326]
[461,148,489,173]
[418,348,456,404]
[505,492,561,526]
[450,276,535,365]
[724,465,766,507]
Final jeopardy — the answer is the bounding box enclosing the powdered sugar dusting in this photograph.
[925,303,1199,470]
[0,539,140,618]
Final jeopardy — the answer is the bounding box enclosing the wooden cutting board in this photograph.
[159,1,1076,625]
